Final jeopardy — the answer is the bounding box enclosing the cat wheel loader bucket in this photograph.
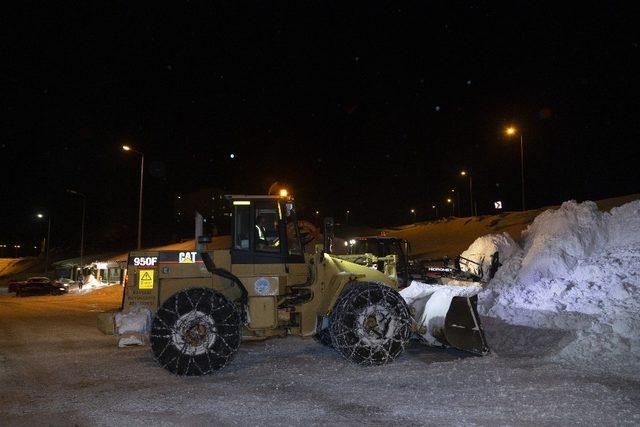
[400,282,489,355]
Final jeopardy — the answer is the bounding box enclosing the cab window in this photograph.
[254,201,280,253]
[233,203,251,250]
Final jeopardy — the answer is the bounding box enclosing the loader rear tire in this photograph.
[330,282,411,365]
[150,287,241,376]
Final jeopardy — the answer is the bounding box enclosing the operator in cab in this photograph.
[255,214,279,251]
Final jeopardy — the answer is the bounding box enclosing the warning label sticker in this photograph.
[138,269,154,289]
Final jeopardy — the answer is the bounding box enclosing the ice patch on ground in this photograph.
[462,200,640,379]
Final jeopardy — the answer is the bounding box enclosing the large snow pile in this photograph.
[464,200,640,379]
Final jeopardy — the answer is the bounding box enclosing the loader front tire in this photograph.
[314,328,333,347]
[150,287,241,375]
[330,282,411,365]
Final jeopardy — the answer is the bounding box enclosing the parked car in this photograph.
[8,276,50,293]
[15,278,68,297]
[8,279,26,293]
[57,277,81,293]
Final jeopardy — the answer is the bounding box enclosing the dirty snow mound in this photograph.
[115,304,151,334]
[115,304,151,347]
[79,274,109,293]
[463,200,640,379]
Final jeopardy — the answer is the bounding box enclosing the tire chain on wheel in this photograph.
[329,282,412,366]
[150,287,241,375]
[314,327,333,347]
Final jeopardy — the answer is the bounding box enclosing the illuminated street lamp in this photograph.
[432,204,438,219]
[410,208,416,222]
[122,144,145,249]
[460,171,475,216]
[505,126,526,211]
[36,213,51,273]
[346,210,350,225]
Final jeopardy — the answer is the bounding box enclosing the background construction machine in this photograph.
[116,193,487,376]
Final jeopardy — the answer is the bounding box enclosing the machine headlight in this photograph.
[349,239,356,245]
[59,287,66,291]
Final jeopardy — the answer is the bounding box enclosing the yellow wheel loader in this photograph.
[117,194,487,376]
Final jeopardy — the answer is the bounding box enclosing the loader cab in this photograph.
[227,195,305,265]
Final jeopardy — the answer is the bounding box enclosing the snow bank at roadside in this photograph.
[462,200,640,379]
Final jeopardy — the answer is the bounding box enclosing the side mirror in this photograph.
[323,217,334,254]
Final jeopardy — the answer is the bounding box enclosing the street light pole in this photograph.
[461,171,475,216]
[505,127,526,211]
[66,189,86,270]
[45,217,50,272]
[137,153,144,250]
[123,145,145,249]
[37,213,51,274]
[520,134,525,211]
[451,189,460,216]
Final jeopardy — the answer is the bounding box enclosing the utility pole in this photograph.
[66,189,86,272]
[36,213,51,274]
[505,127,526,211]
[123,145,145,249]
[520,134,525,211]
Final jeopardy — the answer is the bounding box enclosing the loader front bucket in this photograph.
[400,282,490,355]
[441,295,489,355]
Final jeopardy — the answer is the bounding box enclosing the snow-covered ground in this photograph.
[1,284,639,425]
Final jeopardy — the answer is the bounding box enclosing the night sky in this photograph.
[3,2,639,254]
